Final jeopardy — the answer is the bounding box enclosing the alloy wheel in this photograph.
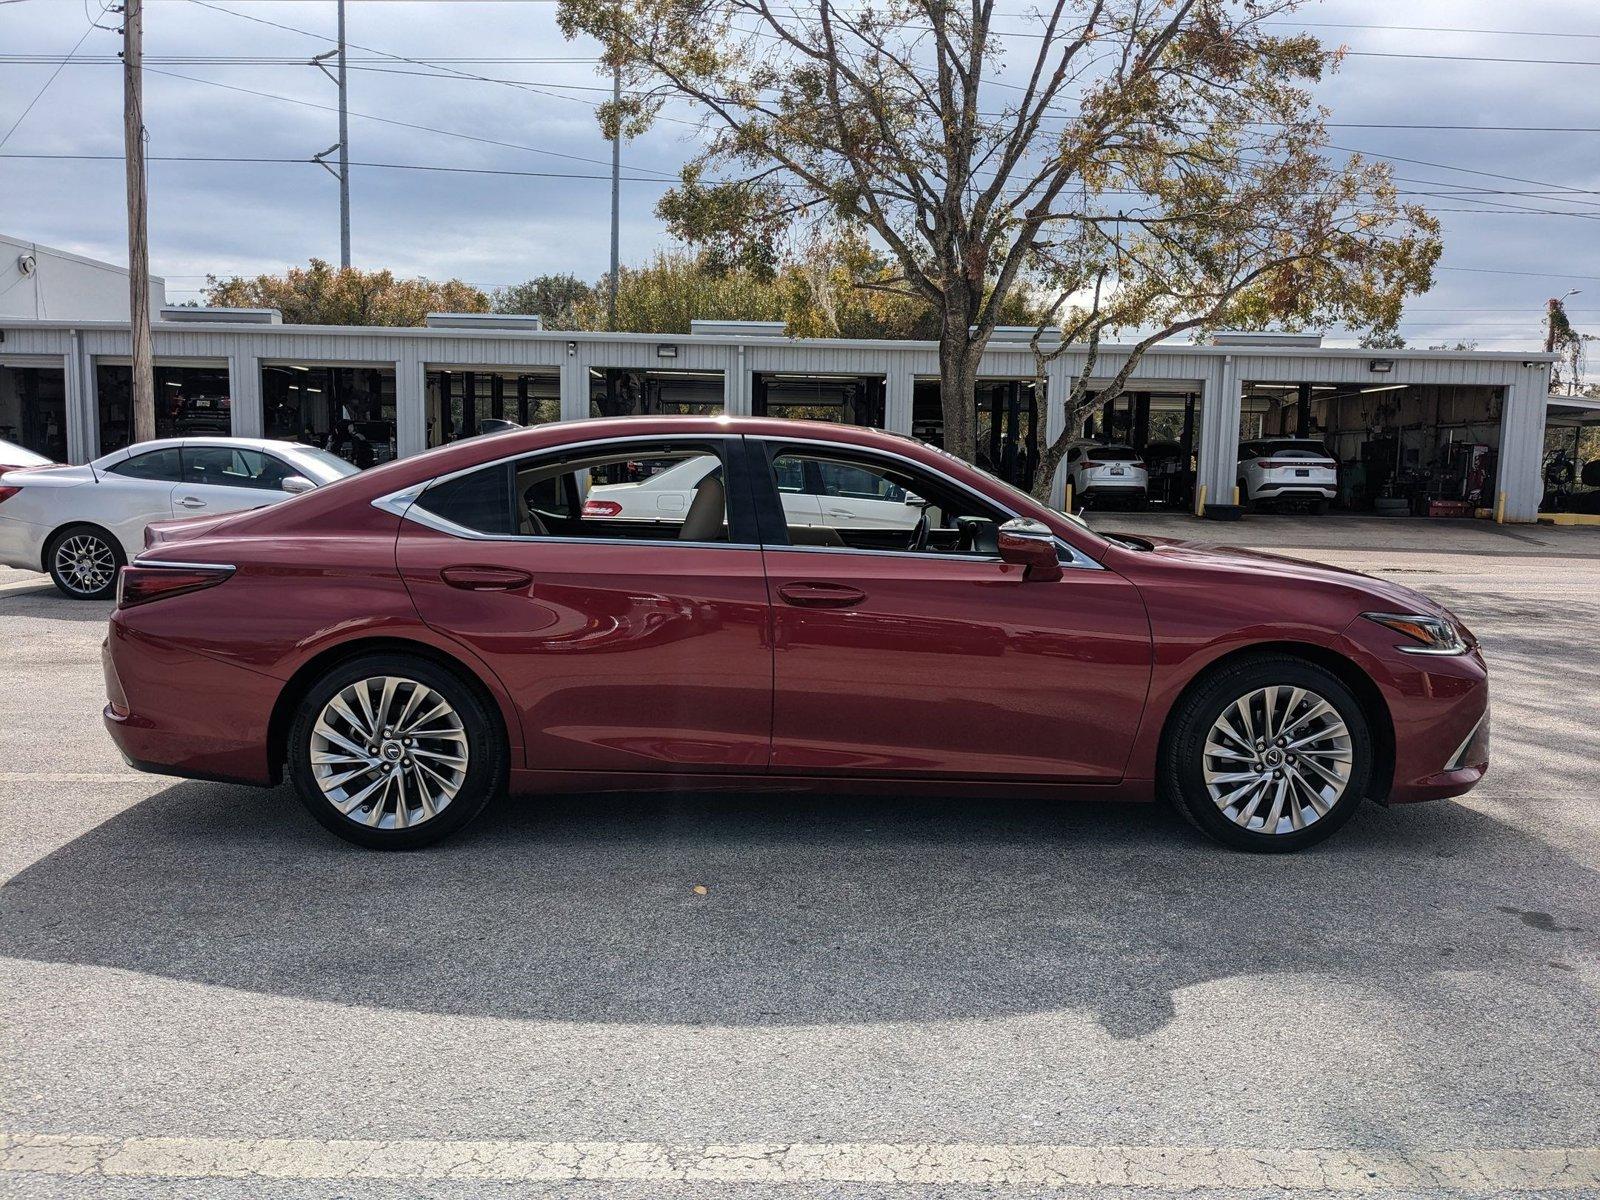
[309,676,469,829]
[53,534,117,597]
[1201,685,1354,835]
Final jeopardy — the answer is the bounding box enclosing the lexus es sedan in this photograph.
[101,417,1490,852]
[0,437,357,599]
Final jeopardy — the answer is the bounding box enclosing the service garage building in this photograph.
[0,303,1560,522]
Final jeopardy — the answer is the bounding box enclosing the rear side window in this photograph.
[416,463,517,535]
[107,448,183,481]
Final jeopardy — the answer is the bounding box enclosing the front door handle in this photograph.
[177,495,206,509]
[440,565,533,591]
[777,581,867,608]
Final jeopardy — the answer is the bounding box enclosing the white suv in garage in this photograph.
[1238,438,1339,512]
[1065,442,1148,508]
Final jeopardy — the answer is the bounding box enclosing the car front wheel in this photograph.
[287,654,506,849]
[1164,655,1373,852]
[46,525,124,600]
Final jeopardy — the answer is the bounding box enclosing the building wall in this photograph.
[0,318,1558,520]
[0,235,167,323]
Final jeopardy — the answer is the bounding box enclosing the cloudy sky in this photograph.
[2,0,1597,350]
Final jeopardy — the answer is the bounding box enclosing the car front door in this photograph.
[751,439,1152,781]
[393,434,774,775]
[173,445,294,517]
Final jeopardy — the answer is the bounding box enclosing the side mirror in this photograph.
[280,475,315,495]
[997,517,1063,582]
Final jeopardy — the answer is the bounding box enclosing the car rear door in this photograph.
[393,434,775,775]
[749,438,1152,782]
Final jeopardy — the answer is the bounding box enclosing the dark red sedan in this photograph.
[102,417,1489,852]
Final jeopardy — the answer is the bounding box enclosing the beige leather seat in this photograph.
[678,473,726,541]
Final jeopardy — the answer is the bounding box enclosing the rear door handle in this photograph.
[777,581,867,608]
[177,495,206,509]
[440,565,533,591]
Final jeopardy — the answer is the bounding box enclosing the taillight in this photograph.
[1081,460,1104,468]
[0,485,20,506]
[582,499,622,517]
[117,562,235,609]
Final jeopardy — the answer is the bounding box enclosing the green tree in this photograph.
[203,259,488,325]
[560,0,1440,476]
[492,274,598,329]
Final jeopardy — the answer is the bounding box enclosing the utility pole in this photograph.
[607,60,621,331]
[311,0,350,268]
[337,0,349,268]
[122,0,155,444]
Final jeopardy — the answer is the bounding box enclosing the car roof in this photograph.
[90,436,322,466]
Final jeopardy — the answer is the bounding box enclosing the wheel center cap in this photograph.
[1263,748,1285,767]
[380,741,404,762]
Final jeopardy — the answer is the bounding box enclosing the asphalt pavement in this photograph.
[1,516,1597,1198]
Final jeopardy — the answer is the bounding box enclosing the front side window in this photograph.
[107,447,183,481]
[182,446,296,490]
[411,440,745,544]
[766,448,1007,556]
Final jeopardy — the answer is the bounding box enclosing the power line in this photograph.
[0,151,677,181]
[138,65,681,177]
[0,3,110,149]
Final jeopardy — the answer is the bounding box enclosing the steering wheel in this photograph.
[911,506,930,552]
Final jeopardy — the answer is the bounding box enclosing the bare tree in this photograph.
[561,0,1439,473]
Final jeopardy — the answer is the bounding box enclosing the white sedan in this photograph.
[0,437,357,599]
[582,452,921,535]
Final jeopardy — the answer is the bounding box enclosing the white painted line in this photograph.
[2,1136,1597,1191]
[0,578,51,594]
[0,772,150,783]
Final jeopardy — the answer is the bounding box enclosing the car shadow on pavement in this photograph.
[6,780,1593,1043]
[2,782,1594,1039]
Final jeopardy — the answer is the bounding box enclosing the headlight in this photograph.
[1362,611,1468,656]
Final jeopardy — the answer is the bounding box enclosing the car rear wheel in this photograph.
[287,654,506,849]
[1164,655,1372,852]
[46,525,124,600]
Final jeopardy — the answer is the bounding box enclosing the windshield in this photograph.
[1253,440,1330,457]
[289,447,363,482]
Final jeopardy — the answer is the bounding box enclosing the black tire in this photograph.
[1163,654,1372,853]
[45,524,124,600]
[287,653,506,849]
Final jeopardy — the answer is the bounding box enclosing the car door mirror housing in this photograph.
[997,518,1063,581]
[280,475,316,495]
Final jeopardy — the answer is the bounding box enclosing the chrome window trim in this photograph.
[132,559,238,573]
[370,428,1103,570]
[371,435,756,551]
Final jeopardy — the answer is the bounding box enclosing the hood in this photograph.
[1120,534,1456,620]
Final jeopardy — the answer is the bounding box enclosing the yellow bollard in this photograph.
[1494,490,1507,524]
[1194,483,1208,518]
[1064,481,1074,513]
[1232,484,1241,506]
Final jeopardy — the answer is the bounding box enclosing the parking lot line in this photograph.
[3,1135,1597,1191]
[0,772,149,783]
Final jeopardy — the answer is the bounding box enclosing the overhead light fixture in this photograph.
[657,344,679,359]
[567,341,577,356]
[1360,384,1407,394]
[1368,359,1394,374]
